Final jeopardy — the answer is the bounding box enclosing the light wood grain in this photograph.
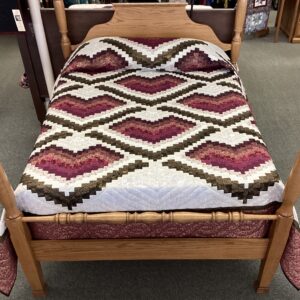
[276,0,300,43]
[256,215,293,293]
[53,0,72,59]
[6,217,47,297]
[0,164,21,219]
[22,211,277,224]
[274,0,286,42]
[255,152,300,293]
[31,238,269,261]
[292,37,300,42]
[277,151,300,217]
[231,0,247,65]
[79,3,230,51]
[53,1,248,63]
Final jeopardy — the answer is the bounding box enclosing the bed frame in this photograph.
[53,2,245,64]
[1,1,300,296]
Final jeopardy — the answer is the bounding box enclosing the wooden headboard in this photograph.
[53,1,247,65]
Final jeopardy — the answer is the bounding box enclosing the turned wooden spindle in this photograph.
[21,210,277,224]
[0,164,21,220]
[277,152,300,217]
[53,0,72,59]
[231,0,247,65]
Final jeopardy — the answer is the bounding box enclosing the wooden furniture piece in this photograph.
[0,0,17,33]
[2,1,300,296]
[274,0,300,43]
[53,2,246,65]
[0,0,47,123]
[17,0,47,124]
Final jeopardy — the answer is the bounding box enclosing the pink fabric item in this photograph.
[281,223,300,290]
[0,233,17,296]
[29,219,271,240]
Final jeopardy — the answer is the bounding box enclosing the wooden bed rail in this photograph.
[53,1,247,64]
[21,211,277,224]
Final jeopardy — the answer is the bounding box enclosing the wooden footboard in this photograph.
[0,152,300,296]
[31,238,270,261]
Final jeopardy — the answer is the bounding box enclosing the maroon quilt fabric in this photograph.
[0,232,17,296]
[281,222,300,290]
[29,216,270,240]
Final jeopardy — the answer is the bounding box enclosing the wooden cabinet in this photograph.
[0,0,17,32]
[280,0,300,43]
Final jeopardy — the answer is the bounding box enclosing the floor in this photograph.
[0,15,300,300]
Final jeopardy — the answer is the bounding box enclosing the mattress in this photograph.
[15,37,284,215]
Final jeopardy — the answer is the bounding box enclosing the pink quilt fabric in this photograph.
[29,218,270,239]
[281,222,300,290]
[0,232,17,296]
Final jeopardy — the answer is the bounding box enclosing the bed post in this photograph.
[231,0,247,65]
[0,164,46,297]
[53,0,72,59]
[256,153,300,293]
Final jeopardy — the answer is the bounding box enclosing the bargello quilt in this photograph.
[1,38,300,295]
[14,37,284,214]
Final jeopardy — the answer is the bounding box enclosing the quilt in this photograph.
[14,37,284,214]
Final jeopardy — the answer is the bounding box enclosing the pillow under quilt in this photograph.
[61,37,234,75]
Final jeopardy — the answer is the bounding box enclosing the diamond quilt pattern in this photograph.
[14,37,283,214]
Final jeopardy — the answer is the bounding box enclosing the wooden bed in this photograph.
[1,1,300,296]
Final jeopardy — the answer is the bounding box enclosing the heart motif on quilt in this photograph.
[187,140,271,173]
[116,74,185,94]
[29,145,123,179]
[175,49,224,72]
[179,92,246,113]
[51,95,125,118]
[110,116,196,143]
[62,50,128,75]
